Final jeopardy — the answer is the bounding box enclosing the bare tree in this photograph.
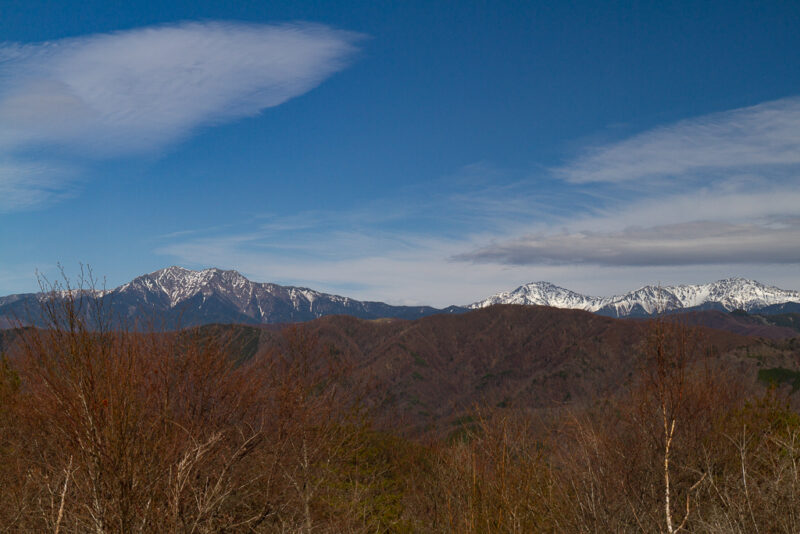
[643,319,707,533]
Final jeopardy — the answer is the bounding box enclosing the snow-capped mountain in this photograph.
[470,278,800,317]
[2,269,798,328]
[0,266,463,327]
[469,281,597,310]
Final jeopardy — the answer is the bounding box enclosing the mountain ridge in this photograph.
[470,278,800,317]
[1,267,798,327]
[0,266,465,327]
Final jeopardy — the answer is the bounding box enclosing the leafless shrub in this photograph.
[1,273,800,532]
[0,273,406,533]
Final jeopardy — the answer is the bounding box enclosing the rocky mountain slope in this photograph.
[0,266,463,327]
[471,278,800,317]
[2,268,798,328]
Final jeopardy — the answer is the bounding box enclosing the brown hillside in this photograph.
[5,305,793,429]
[670,310,800,339]
[251,305,767,426]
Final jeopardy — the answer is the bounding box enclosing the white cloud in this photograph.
[557,97,800,184]
[0,21,361,210]
[456,220,800,266]
[580,183,800,233]
[0,159,78,211]
[155,229,529,306]
[154,96,800,305]
[453,180,800,270]
[155,223,800,307]
[457,96,800,270]
[153,184,800,306]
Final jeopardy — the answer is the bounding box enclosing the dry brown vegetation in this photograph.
[1,280,800,532]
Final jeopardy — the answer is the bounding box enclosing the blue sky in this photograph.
[1,0,799,305]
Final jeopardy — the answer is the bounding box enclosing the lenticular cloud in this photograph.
[0,21,360,211]
[0,21,360,155]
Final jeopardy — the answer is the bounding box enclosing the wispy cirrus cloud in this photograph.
[157,96,800,304]
[557,97,800,184]
[0,21,361,211]
[456,219,800,266]
[152,183,543,305]
[0,159,79,210]
[155,209,800,306]
[457,96,800,270]
[155,224,528,306]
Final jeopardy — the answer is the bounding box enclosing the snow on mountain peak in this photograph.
[114,267,347,316]
[117,266,255,308]
[470,278,800,316]
[470,281,599,310]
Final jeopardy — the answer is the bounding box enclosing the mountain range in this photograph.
[470,278,800,317]
[0,266,463,328]
[0,267,798,328]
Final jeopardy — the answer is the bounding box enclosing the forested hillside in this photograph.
[1,295,799,531]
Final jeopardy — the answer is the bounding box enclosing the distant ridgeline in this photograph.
[0,267,798,328]
[469,278,800,318]
[0,266,465,328]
